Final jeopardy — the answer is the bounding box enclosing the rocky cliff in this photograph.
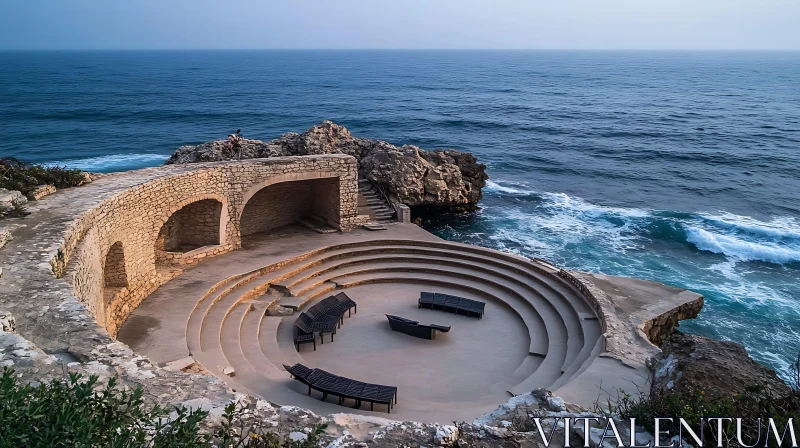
[651,333,795,403]
[166,122,488,212]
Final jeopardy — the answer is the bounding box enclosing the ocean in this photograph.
[1,50,798,379]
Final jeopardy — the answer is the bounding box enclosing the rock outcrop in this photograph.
[166,121,488,212]
[651,333,794,403]
[0,188,27,215]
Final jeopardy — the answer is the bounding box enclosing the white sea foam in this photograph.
[486,180,651,218]
[699,211,800,240]
[484,179,533,195]
[47,153,169,172]
[538,191,651,219]
[686,227,800,264]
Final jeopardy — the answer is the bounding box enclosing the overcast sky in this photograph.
[1,0,799,50]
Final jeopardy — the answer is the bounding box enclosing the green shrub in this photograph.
[0,157,86,197]
[601,386,800,447]
[0,369,326,447]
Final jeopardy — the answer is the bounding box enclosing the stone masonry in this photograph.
[240,177,340,236]
[50,155,362,337]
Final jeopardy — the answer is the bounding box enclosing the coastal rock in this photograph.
[27,184,56,201]
[0,188,27,213]
[360,144,486,212]
[0,310,15,332]
[165,121,488,212]
[0,228,11,250]
[166,138,271,164]
[651,333,793,402]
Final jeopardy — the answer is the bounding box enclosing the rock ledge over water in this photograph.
[166,121,488,212]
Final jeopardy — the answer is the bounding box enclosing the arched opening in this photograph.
[240,178,340,237]
[104,241,128,288]
[155,199,223,266]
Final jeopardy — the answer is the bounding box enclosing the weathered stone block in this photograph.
[28,184,56,201]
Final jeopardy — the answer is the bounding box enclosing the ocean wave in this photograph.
[47,153,168,172]
[698,212,800,240]
[539,191,651,219]
[484,180,534,195]
[486,180,652,218]
[685,227,800,264]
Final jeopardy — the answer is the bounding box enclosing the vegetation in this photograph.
[598,358,800,448]
[508,404,544,432]
[0,157,86,197]
[0,369,326,448]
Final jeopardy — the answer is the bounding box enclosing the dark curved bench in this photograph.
[284,363,398,413]
[385,314,450,340]
[419,292,485,319]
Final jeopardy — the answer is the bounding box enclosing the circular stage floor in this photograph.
[279,282,531,411]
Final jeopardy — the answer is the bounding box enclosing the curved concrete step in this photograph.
[187,272,272,354]
[185,238,603,401]
[270,244,588,319]
[195,276,273,353]
[550,331,606,393]
[276,245,592,320]
[291,259,587,375]
[283,253,587,335]
[222,256,595,390]
[240,307,288,379]
[218,302,256,376]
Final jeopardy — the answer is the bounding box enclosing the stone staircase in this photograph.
[358,180,395,225]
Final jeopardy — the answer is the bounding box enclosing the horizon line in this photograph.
[2,48,800,52]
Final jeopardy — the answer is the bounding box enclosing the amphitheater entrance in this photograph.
[155,199,223,267]
[240,178,340,238]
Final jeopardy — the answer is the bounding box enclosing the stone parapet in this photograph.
[28,184,56,201]
[8,155,360,337]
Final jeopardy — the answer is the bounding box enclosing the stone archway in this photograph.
[155,198,224,267]
[104,241,128,288]
[102,241,129,328]
[239,177,341,237]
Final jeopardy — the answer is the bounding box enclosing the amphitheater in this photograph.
[0,155,703,425]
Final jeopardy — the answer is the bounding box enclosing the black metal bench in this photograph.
[418,292,485,319]
[334,292,357,316]
[284,363,398,413]
[292,294,359,351]
[292,316,317,351]
[385,314,451,340]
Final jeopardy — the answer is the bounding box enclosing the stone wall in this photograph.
[240,177,343,235]
[58,155,360,336]
[312,177,341,226]
[641,296,705,346]
[241,181,312,236]
[156,198,223,252]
